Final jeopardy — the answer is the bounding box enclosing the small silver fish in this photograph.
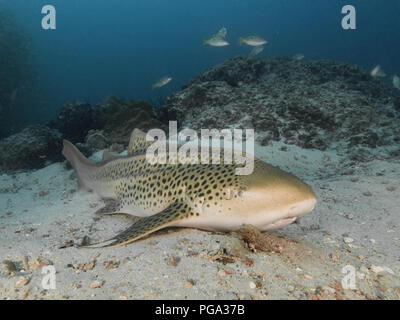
[203,37,229,47]
[239,35,267,46]
[371,65,386,78]
[152,76,172,89]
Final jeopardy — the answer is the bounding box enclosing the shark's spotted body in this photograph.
[63,129,317,248]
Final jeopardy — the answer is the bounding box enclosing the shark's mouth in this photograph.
[262,217,297,230]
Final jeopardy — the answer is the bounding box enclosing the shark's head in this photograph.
[226,160,317,231]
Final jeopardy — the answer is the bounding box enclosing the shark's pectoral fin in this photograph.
[80,201,193,248]
[94,199,121,216]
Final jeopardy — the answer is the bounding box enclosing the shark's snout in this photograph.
[287,195,317,218]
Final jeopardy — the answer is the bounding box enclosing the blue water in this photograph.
[3,0,400,123]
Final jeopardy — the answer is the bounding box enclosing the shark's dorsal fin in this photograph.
[101,151,118,164]
[80,201,192,248]
[128,128,153,156]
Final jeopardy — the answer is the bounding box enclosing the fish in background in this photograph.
[203,37,229,46]
[248,45,264,57]
[293,53,305,61]
[239,35,267,46]
[392,75,400,90]
[370,65,386,77]
[203,27,229,47]
[152,76,172,90]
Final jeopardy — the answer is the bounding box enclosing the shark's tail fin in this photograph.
[62,140,97,191]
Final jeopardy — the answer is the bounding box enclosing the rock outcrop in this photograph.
[49,101,96,143]
[94,96,166,146]
[0,125,62,172]
[159,56,400,160]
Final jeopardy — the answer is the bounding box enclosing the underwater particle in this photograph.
[238,35,267,46]
[248,45,264,57]
[293,53,305,61]
[370,65,386,77]
[393,75,400,90]
[152,76,172,90]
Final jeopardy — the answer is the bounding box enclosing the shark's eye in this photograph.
[238,190,244,197]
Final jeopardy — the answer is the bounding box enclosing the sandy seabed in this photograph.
[0,142,399,300]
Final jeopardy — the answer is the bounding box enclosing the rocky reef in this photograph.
[0,125,62,172]
[159,56,400,160]
[0,97,165,171]
[93,96,166,145]
[48,101,96,144]
[2,56,400,172]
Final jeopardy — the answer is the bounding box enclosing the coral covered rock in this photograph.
[0,125,62,171]
[49,96,166,153]
[75,130,109,157]
[160,56,400,160]
[49,101,96,143]
[94,96,166,146]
